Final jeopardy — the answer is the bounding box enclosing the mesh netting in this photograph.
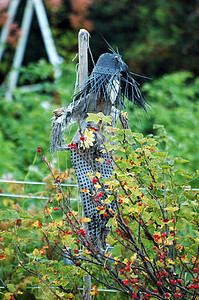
[71,146,116,248]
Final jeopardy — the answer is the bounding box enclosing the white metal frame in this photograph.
[0,0,62,99]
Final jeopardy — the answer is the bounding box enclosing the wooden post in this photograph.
[78,29,91,300]
[78,29,90,87]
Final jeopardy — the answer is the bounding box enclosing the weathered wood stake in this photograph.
[78,28,91,300]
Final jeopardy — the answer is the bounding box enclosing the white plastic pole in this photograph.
[32,0,62,70]
[0,0,20,62]
[5,0,34,99]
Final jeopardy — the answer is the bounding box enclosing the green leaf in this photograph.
[0,209,20,221]
[7,284,15,292]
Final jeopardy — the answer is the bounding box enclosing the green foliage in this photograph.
[0,113,198,299]
[0,59,76,181]
[128,71,199,187]
[89,0,199,76]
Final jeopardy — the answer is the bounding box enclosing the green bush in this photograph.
[128,71,199,187]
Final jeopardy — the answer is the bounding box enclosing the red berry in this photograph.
[54,207,59,211]
[157,281,162,285]
[61,206,63,209]
[80,136,85,141]
[194,267,198,273]
[138,202,142,207]
[92,178,98,184]
[125,265,130,271]
[174,293,179,298]
[74,249,78,253]
[123,279,129,285]
[104,213,107,217]
[68,144,71,147]
[68,212,71,216]
[94,198,98,203]
[153,246,157,250]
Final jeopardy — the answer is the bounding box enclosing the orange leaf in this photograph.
[81,188,89,193]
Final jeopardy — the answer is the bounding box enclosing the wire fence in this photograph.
[0,179,79,201]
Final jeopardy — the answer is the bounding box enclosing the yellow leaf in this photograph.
[94,184,101,190]
[176,245,183,253]
[17,290,24,294]
[87,172,94,180]
[164,239,173,246]
[44,207,53,214]
[114,257,119,264]
[167,258,175,265]
[83,249,91,255]
[95,158,105,163]
[165,206,179,212]
[82,217,91,223]
[31,219,42,228]
[190,255,199,264]
[50,221,59,228]
[123,258,128,264]
[95,172,102,178]
[33,249,40,256]
[181,253,189,263]
[131,253,137,261]
[55,194,62,202]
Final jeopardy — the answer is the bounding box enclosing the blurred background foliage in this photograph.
[0,0,198,186]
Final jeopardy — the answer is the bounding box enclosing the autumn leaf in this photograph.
[33,249,40,256]
[81,188,89,193]
[0,254,7,260]
[94,183,101,190]
[190,255,199,264]
[44,207,53,214]
[167,258,175,265]
[82,217,91,223]
[95,157,105,163]
[176,245,183,253]
[95,172,101,178]
[31,219,42,228]
[179,253,189,263]
[92,285,98,296]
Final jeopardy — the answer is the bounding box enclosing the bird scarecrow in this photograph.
[50,51,147,249]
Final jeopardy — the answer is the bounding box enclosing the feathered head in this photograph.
[74,52,147,112]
